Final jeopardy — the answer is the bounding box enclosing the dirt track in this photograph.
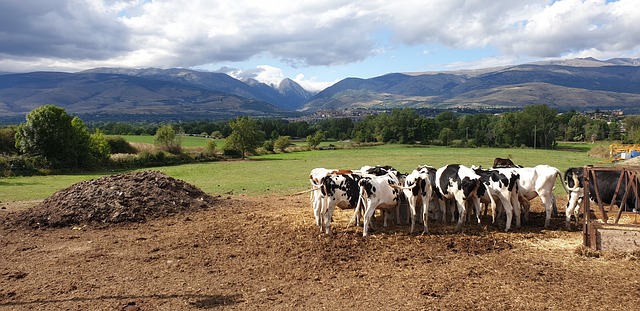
[1,194,640,310]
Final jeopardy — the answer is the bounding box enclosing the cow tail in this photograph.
[348,183,368,228]
[556,168,577,194]
[556,168,571,194]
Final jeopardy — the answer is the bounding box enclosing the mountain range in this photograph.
[302,57,640,113]
[1,57,639,123]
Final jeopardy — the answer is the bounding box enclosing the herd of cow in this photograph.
[308,159,639,237]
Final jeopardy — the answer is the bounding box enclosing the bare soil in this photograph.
[1,171,639,310]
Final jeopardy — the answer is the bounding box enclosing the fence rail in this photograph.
[581,166,640,251]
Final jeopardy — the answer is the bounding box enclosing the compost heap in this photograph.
[11,170,216,228]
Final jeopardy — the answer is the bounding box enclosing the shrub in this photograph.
[223,147,242,158]
[0,155,51,177]
[274,136,291,152]
[154,125,183,154]
[263,139,274,152]
[204,140,217,156]
[107,136,137,154]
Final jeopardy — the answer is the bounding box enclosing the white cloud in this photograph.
[0,0,638,84]
[293,74,337,92]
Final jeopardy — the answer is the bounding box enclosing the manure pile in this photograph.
[11,170,216,228]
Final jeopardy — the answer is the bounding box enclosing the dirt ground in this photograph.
[1,174,640,310]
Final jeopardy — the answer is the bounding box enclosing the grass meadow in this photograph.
[0,142,607,203]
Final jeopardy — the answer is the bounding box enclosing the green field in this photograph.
[0,144,607,203]
[113,135,223,148]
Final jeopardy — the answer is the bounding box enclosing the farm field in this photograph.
[1,145,639,310]
[0,144,601,202]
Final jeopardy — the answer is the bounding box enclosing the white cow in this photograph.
[511,165,569,228]
[318,171,362,234]
[357,171,404,237]
[402,166,432,234]
[309,168,354,230]
[309,168,333,230]
[472,166,522,231]
[435,164,483,232]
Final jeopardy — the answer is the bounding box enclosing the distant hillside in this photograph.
[1,58,639,124]
[303,58,640,113]
[0,71,285,121]
[83,67,314,111]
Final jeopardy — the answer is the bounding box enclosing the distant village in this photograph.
[288,107,627,124]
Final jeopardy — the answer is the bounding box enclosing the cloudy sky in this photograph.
[0,0,638,91]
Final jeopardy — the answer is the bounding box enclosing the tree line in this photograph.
[88,104,638,148]
[2,104,640,174]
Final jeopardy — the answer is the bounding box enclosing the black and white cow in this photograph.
[564,167,639,230]
[511,165,568,228]
[472,166,521,231]
[309,168,335,229]
[402,166,432,234]
[357,171,404,237]
[361,165,399,177]
[318,171,362,234]
[435,164,483,232]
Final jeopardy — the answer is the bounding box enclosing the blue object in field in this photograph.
[631,150,640,158]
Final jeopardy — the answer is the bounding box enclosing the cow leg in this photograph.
[511,192,522,228]
[539,191,554,228]
[362,202,377,237]
[519,195,530,223]
[351,197,363,227]
[574,200,582,228]
[437,199,447,224]
[407,196,418,234]
[416,200,424,224]
[471,196,482,226]
[499,193,513,232]
[422,194,430,234]
[452,194,467,232]
[488,195,498,225]
[319,196,330,233]
[551,193,558,217]
[323,202,336,235]
[446,199,456,224]
[383,210,390,228]
[313,192,323,228]
[565,192,581,230]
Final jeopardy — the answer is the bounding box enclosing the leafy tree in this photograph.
[274,136,291,152]
[211,130,224,139]
[518,104,559,148]
[306,131,325,149]
[624,115,640,142]
[0,126,17,154]
[204,140,217,156]
[89,129,111,163]
[495,112,520,147]
[314,118,354,140]
[225,117,265,159]
[263,139,275,152]
[438,128,453,145]
[70,116,93,166]
[566,114,588,141]
[630,128,640,144]
[417,117,438,144]
[435,111,458,134]
[15,105,92,168]
[154,124,182,154]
